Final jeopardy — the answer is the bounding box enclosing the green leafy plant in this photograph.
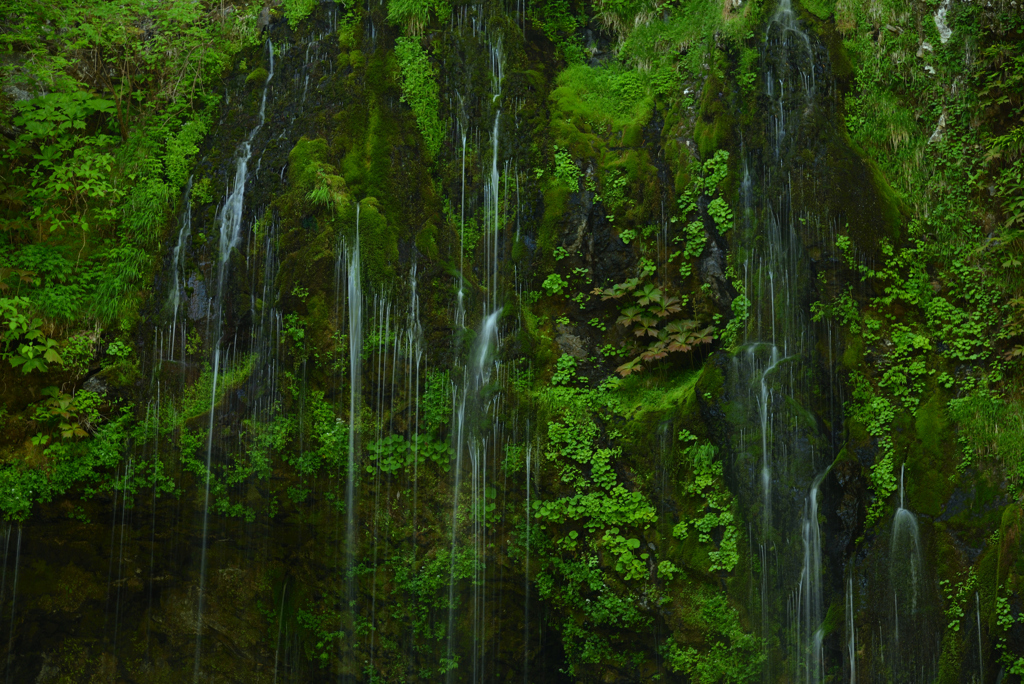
[394,37,444,158]
[543,273,569,296]
[0,297,62,373]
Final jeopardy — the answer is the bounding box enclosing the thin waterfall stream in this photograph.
[194,38,275,681]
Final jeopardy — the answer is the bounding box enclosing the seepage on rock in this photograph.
[928,112,947,144]
[555,325,587,359]
[934,0,953,43]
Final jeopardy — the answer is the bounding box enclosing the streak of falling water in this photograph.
[3,526,20,684]
[523,437,531,684]
[891,464,922,619]
[795,468,828,684]
[458,124,467,324]
[194,38,274,683]
[344,202,363,625]
[408,261,423,549]
[976,592,983,684]
[846,574,856,684]
[170,177,193,357]
[446,308,501,684]
[273,582,287,684]
[486,110,501,310]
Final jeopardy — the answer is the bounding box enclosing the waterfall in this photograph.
[408,260,423,549]
[193,38,275,682]
[795,468,827,684]
[345,202,363,620]
[460,125,467,292]
[169,176,193,359]
[729,0,843,677]
[976,592,983,684]
[846,574,856,684]
[446,307,501,683]
[889,463,926,681]
[487,110,501,309]
[890,464,922,616]
[3,526,20,684]
[523,438,531,683]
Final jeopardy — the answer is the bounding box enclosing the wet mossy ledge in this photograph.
[0,0,1022,680]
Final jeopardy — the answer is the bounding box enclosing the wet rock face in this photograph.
[561,186,635,290]
[555,324,587,358]
[828,456,866,557]
[698,236,734,310]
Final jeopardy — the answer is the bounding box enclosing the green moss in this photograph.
[695,74,735,159]
[916,392,948,457]
[841,333,864,369]
[550,64,654,132]
[799,0,835,20]
[621,123,643,147]
[394,37,444,159]
[415,222,438,261]
[997,504,1022,591]
[288,137,332,190]
[937,629,965,684]
[538,185,570,258]
[821,596,843,637]
[351,198,398,288]
[695,360,725,403]
[245,67,269,86]
[338,24,356,51]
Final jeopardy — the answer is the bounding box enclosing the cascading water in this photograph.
[446,307,501,684]
[891,464,922,616]
[194,38,275,681]
[3,526,20,684]
[344,202,363,633]
[729,0,844,678]
[169,176,193,358]
[889,463,929,682]
[846,574,856,684]
[794,467,828,684]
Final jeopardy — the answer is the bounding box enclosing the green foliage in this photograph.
[0,407,140,521]
[662,590,764,684]
[528,0,585,64]
[542,273,569,296]
[283,0,318,29]
[553,145,581,190]
[551,65,654,132]
[6,91,120,237]
[310,391,346,469]
[296,605,344,667]
[35,386,101,439]
[948,387,1024,485]
[191,176,214,206]
[939,569,977,632]
[394,37,444,159]
[706,197,733,234]
[0,296,62,373]
[0,0,260,331]
[421,369,451,433]
[366,433,453,474]
[593,273,712,376]
[672,431,739,573]
[995,591,1024,674]
[386,0,448,35]
[550,353,580,386]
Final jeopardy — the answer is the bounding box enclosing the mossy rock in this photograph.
[245,67,269,86]
[349,197,399,288]
[695,74,736,159]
